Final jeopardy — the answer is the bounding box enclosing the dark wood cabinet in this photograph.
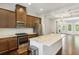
[8,12,16,28]
[15,4,41,28]
[26,15,41,28]
[0,36,18,54]
[0,5,41,28]
[0,39,8,54]
[8,37,18,51]
[26,15,33,28]
[16,4,27,27]
[0,9,9,28]
[0,8,16,28]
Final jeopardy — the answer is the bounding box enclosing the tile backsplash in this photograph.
[0,28,33,35]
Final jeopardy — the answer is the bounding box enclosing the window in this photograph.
[68,24,72,31]
[76,24,79,31]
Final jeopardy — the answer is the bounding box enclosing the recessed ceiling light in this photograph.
[28,3,31,5]
[40,8,44,11]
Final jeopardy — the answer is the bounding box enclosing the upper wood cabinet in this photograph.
[15,4,27,27]
[26,15,34,28]
[0,4,41,28]
[8,11,16,28]
[26,15,41,28]
[0,8,16,28]
[0,9,9,28]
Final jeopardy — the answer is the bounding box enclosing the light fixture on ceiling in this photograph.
[40,8,44,11]
[28,3,31,5]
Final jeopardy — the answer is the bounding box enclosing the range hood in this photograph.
[16,21,26,28]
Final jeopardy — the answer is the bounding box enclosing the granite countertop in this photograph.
[30,34,64,46]
[27,33,37,34]
[0,34,17,38]
[0,33,37,38]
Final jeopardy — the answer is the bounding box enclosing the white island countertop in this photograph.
[30,34,64,46]
[30,34,65,55]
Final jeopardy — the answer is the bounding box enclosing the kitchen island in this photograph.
[30,34,64,55]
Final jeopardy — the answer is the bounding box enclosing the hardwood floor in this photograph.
[62,35,79,55]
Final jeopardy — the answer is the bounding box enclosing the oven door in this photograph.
[17,36,28,45]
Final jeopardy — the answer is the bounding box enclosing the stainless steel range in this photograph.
[15,33,31,55]
[16,33,29,45]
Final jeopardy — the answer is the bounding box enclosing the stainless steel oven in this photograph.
[16,33,29,45]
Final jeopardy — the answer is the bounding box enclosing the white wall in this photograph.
[41,16,52,35]
[41,17,46,35]
[0,28,33,35]
[50,19,56,33]
[0,3,15,11]
[44,18,51,34]
[41,16,56,35]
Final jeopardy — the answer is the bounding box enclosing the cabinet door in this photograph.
[8,37,18,51]
[34,17,41,24]
[26,15,34,28]
[8,12,16,28]
[0,9,16,28]
[0,9,9,28]
[16,4,26,24]
[30,16,34,27]
[26,15,31,27]
[26,15,29,27]
[0,39,8,54]
[26,15,41,28]
[29,16,32,28]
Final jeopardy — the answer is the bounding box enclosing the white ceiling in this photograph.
[0,3,79,17]
[19,3,79,16]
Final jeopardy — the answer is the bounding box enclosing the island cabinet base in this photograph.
[30,34,62,55]
[56,48,62,55]
[30,39,62,55]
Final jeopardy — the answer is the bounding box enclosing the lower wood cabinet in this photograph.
[8,50,18,55]
[0,39,8,54]
[8,37,18,51]
[0,36,18,54]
